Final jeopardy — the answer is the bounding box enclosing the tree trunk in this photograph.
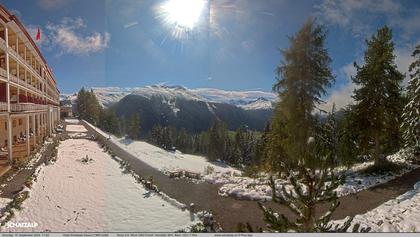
[374,132,381,166]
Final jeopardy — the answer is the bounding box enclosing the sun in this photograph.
[160,0,207,30]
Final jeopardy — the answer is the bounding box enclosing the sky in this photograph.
[1,0,419,110]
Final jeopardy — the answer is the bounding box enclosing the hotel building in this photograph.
[0,5,60,166]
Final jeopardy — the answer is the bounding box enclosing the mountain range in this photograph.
[61,85,277,134]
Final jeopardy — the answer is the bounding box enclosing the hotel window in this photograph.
[4,122,6,130]
[12,120,16,128]
[19,119,22,126]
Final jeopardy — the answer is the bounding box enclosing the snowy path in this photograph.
[6,139,196,232]
[65,124,88,133]
[332,181,420,232]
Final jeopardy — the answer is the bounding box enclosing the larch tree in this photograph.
[351,26,404,166]
[260,18,348,232]
[266,18,335,168]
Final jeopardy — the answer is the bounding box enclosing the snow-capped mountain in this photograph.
[238,97,274,110]
[92,87,140,107]
[189,87,277,107]
[61,85,277,110]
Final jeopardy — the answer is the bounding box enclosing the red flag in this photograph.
[36,28,40,41]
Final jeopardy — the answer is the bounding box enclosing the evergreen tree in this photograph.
[337,107,361,167]
[76,88,102,125]
[317,104,339,167]
[256,123,270,170]
[87,89,102,125]
[208,121,228,161]
[100,109,119,135]
[128,113,141,139]
[76,88,87,119]
[352,26,404,166]
[150,124,164,147]
[402,45,420,154]
[176,128,190,153]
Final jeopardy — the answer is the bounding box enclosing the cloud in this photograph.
[46,17,110,55]
[37,0,73,10]
[395,44,418,86]
[314,0,408,37]
[124,21,139,29]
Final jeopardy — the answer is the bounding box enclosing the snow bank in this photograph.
[6,139,196,232]
[332,181,420,232]
[65,125,87,133]
[64,119,79,124]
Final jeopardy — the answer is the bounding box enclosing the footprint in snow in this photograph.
[64,218,71,225]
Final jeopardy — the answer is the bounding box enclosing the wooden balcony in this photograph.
[10,103,48,112]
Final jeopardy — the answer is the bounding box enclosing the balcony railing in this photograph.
[8,73,44,95]
[8,48,43,81]
[10,74,18,83]
[9,47,18,58]
[0,37,6,51]
[0,102,7,112]
[10,103,48,112]
[0,68,6,79]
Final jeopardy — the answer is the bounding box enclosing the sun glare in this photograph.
[160,0,206,30]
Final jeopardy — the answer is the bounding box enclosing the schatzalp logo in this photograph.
[5,222,38,228]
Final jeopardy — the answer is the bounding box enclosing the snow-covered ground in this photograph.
[4,139,196,232]
[113,137,238,175]
[65,125,88,133]
[84,121,239,177]
[214,152,418,201]
[332,181,420,232]
[335,153,418,196]
[84,121,418,201]
[64,118,79,124]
